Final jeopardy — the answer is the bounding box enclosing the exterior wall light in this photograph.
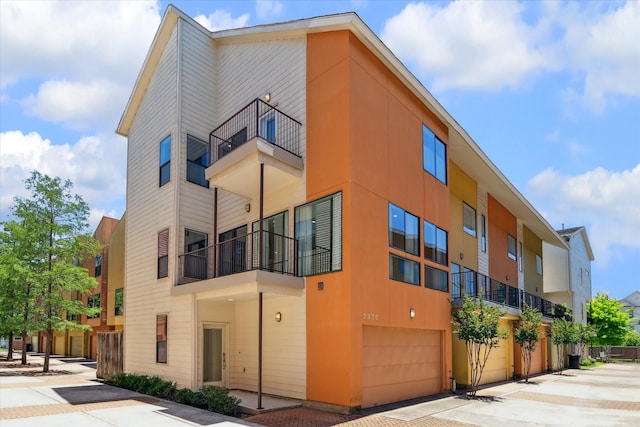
[244,203,251,213]
[265,92,271,103]
[409,308,416,319]
[275,312,282,322]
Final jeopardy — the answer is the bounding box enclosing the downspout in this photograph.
[258,163,264,409]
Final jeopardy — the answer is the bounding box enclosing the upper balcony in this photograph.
[206,98,304,199]
[451,270,571,320]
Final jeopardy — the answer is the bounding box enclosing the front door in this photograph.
[203,325,225,386]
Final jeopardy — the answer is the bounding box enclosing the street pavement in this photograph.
[2,352,639,426]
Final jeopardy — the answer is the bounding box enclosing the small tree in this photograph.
[575,323,597,358]
[587,293,631,346]
[452,296,507,397]
[625,330,640,346]
[549,318,577,374]
[514,305,542,382]
[4,171,101,372]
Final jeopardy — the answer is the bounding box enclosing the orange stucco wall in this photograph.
[306,30,452,409]
[487,195,517,287]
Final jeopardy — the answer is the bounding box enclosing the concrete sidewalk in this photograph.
[0,352,262,426]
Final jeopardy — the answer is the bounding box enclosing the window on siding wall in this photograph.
[156,314,167,363]
[159,135,171,187]
[95,254,102,277]
[389,203,419,256]
[295,192,342,276]
[114,288,123,316]
[186,135,209,188]
[389,253,420,286]
[425,265,448,292]
[519,241,524,271]
[184,229,208,280]
[424,220,448,266]
[423,124,447,184]
[87,294,101,318]
[536,254,543,275]
[463,203,477,237]
[508,234,517,260]
[158,229,169,279]
[481,214,487,252]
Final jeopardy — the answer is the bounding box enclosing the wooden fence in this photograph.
[589,346,640,362]
[96,331,123,379]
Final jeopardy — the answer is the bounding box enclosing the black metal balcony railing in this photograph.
[451,270,569,319]
[178,230,299,283]
[209,98,302,164]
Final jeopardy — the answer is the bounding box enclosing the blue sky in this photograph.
[1,1,638,301]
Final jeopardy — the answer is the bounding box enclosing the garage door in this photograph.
[362,326,442,408]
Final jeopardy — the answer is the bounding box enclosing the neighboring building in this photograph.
[107,213,126,332]
[621,291,640,334]
[117,5,573,412]
[543,226,594,324]
[82,216,120,359]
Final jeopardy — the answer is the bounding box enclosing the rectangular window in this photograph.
[424,265,448,292]
[186,135,209,188]
[423,124,447,184]
[463,203,477,237]
[389,253,420,286]
[159,135,171,187]
[87,294,101,318]
[508,234,517,260]
[481,214,487,252]
[114,288,123,316]
[536,254,543,275]
[389,203,419,256]
[295,192,342,276]
[158,229,169,279]
[156,314,167,364]
[451,263,461,299]
[95,254,102,277]
[219,225,248,276]
[184,229,208,280]
[424,220,448,266]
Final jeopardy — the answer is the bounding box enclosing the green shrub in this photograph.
[199,385,241,417]
[580,357,596,366]
[173,388,207,409]
[146,375,177,399]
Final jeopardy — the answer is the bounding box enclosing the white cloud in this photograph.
[527,164,640,266]
[256,0,284,20]
[381,1,640,112]
[194,10,250,31]
[0,130,127,228]
[381,1,558,92]
[22,80,129,131]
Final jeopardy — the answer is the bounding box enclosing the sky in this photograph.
[1,0,638,301]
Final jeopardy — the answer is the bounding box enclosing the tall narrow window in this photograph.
[519,241,524,271]
[114,288,124,316]
[423,124,447,184]
[156,314,167,363]
[159,135,171,187]
[424,220,448,266]
[95,254,102,277]
[252,211,289,273]
[186,135,209,188]
[158,229,169,279]
[88,294,101,318]
[481,214,487,252]
[508,234,517,261]
[536,254,543,275]
[389,203,419,256]
[295,192,342,276]
[463,203,477,237]
[259,110,277,143]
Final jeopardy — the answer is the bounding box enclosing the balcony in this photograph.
[451,270,570,320]
[173,230,333,298]
[206,99,303,199]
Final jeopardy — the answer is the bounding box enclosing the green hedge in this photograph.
[107,373,240,416]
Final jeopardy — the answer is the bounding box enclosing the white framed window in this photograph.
[463,203,476,237]
[508,234,517,261]
[536,254,543,275]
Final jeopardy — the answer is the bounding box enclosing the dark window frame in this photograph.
[389,203,420,256]
[422,124,447,184]
[156,314,167,364]
[186,134,209,188]
[158,228,169,279]
[114,288,124,316]
[424,264,448,292]
[463,202,477,238]
[389,253,421,286]
[424,219,448,266]
[95,254,102,277]
[159,135,171,187]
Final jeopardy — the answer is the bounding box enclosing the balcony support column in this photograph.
[213,187,218,278]
[257,163,264,410]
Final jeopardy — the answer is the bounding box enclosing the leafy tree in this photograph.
[587,292,631,346]
[549,318,577,374]
[514,305,542,382]
[452,296,507,397]
[575,323,597,357]
[625,330,640,346]
[2,171,101,372]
